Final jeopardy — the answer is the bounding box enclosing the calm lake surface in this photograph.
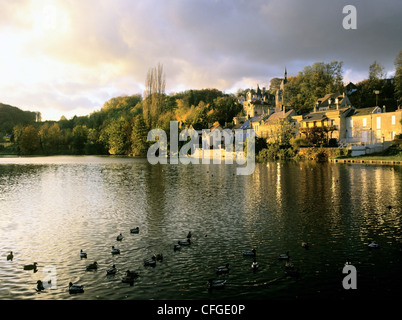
[0,156,401,300]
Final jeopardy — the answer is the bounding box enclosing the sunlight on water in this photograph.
[0,156,401,300]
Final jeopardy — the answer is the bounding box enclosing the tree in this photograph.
[369,61,385,81]
[285,61,344,113]
[143,63,166,128]
[131,115,149,156]
[18,125,40,154]
[395,50,402,105]
[72,125,89,154]
[39,122,62,154]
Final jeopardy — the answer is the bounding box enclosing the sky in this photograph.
[0,0,401,121]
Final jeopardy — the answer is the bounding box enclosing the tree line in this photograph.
[3,50,402,156]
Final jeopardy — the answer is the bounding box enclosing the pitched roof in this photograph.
[264,109,295,124]
[301,112,328,122]
[347,106,381,117]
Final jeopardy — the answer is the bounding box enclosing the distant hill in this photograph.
[0,103,39,135]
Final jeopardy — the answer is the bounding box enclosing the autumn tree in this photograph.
[395,50,402,105]
[143,63,166,128]
[17,125,40,154]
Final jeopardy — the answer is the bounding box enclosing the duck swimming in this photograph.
[252,260,259,270]
[6,251,13,261]
[144,257,156,267]
[178,239,191,246]
[116,233,123,241]
[23,262,38,271]
[111,246,120,254]
[216,264,230,274]
[122,270,138,284]
[278,251,290,260]
[69,282,84,294]
[130,227,139,234]
[173,244,181,251]
[36,280,45,291]
[368,242,380,248]
[242,248,256,257]
[208,279,226,289]
[86,261,98,270]
[80,250,87,258]
[153,253,163,261]
[106,265,117,275]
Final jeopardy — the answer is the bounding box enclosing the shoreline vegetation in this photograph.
[1,58,402,164]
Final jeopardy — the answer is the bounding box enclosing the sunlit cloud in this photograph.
[0,0,401,120]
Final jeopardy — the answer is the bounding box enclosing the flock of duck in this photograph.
[4,228,384,295]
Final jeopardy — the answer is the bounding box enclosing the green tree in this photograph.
[395,50,402,105]
[72,125,89,154]
[285,61,344,113]
[18,125,40,154]
[369,61,385,81]
[131,115,149,156]
[39,122,62,154]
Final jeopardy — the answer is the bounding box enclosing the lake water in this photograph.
[0,156,401,300]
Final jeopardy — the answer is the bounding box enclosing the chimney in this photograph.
[335,98,339,110]
[314,103,318,112]
[382,105,386,113]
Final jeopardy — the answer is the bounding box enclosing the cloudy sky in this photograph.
[0,0,401,120]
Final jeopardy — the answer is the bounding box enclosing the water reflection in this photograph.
[0,157,401,300]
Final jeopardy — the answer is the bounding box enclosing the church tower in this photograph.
[275,67,288,111]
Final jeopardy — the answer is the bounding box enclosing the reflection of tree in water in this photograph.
[144,163,167,237]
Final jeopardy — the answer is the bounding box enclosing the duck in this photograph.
[6,251,13,261]
[178,239,191,246]
[36,280,45,292]
[173,244,181,251]
[208,279,226,289]
[186,231,192,239]
[122,270,138,284]
[23,262,38,271]
[80,250,87,258]
[251,260,259,270]
[116,233,123,241]
[368,242,380,248]
[242,248,256,257]
[69,282,84,294]
[144,257,156,267]
[106,264,117,275]
[153,253,163,261]
[86,261,98,270]
[301,242,309,249]
[130,227,139,234]
[216,264,230,274]
[111,246,120,254]
[278,251,290,260]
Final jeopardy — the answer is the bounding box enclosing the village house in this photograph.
[296,93,354,144]
[242,84,275,118]
[257,108,296,143]
[345,106,402,145]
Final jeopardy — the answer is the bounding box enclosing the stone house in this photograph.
[345,106,402,144]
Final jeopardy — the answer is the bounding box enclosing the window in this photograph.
[376,117,381,129]
[392,115,396,125]
[350,119,353,128]
[363,118,367,127]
